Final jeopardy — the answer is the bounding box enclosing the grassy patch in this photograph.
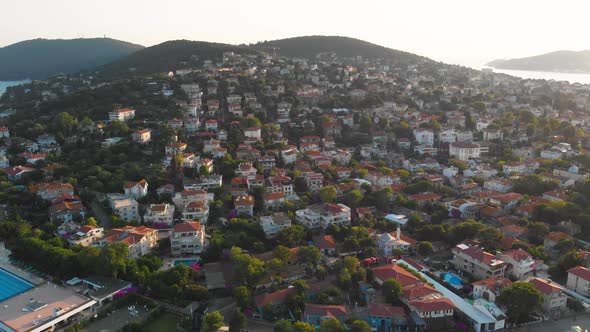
[143,312,180,332]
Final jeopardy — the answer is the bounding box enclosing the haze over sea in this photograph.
[0,80,30,96]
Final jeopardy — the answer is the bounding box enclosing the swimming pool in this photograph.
[174,259,198,267]
[442,272,462,287]
[0,267,35,301]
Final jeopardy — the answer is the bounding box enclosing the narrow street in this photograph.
[91,198,111,229]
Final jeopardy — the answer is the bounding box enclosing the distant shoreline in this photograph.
[485,65,590,75]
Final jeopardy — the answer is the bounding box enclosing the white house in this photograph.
[566,266,590,297]
[234,194,254,216]
[109,108,135,122]
[143,203,175,225]
[483,128,503,141]
[124,179,148,200]
[132,129,151,144]
[171,221,206,256]
[295,203,351,229]
[498,249,539,280]
[413,128,434,145]
[449,142,480,161]
[378,227,416,257]
[244,127,262,141]
[109,195,139,222]
[259,212,292,238]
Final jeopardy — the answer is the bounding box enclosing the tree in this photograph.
[320,185,337,203]
[273,245,292,263]
[477,227,503,250]
[233,286,251,308]
[297,246,321,266]
[496,282,544,323]
[350,320,372,332]
[276,225,306,247]
[229,309,246,332]
[346,189,364,208]
[293,321,316,332]
[274,320,293,332]
[417,241,433,256]
[202,311,225,331]
[527,222,549,245]
[87,217,98,226]
[381,278,402,304]
[319,317,344,332]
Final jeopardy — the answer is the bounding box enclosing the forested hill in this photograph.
[96,40,260,77]
[487,50,590,73]
[0,38,144,80]
[252,36,429,64]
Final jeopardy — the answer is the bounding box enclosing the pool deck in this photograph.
[160,256,200,270]
[0,243,44,285]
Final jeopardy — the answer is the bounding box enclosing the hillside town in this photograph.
[1,43,590,332]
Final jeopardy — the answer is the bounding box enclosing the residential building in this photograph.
[132,129,151,144]
[471,277,512,303]
[451,242,507,280]
[303,304,350,326]
[482,128,503,141]
[566,266,590,296]
[109,108,135,122]
[108,194,139,222]
[31,182,74,202]
[295,203,351,229]
[143,203,175,226]
[49,201,86,222]
[313,235,337,256]
[262,192,286,209]
[123,179,148,200]
[171,221,206,256]
[67,225,104,247]
[259,212,292,238]
[414,128,434,145]
[367,303,408,332]
[244,127,262,141]
[234,194,254,216]
[305,172,324,191]
[449,142,481,161]
[498,249,540,280]
[528,277,567,315]
[378,227,417,257]
[100,226,158,259]
[181,201,210,223]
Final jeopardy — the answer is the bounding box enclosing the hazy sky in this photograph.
[2,0,589,67]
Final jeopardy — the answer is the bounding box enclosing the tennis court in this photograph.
[0,267,35,301]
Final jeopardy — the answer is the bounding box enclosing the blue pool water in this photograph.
[442,272,462,287]
[174,259,198,267]
[0,267,35,301]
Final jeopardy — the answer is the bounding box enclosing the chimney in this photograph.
[396,226,401,241]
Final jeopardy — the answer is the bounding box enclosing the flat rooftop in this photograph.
[0,282,94,332]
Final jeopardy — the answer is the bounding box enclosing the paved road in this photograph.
[91,198,111,229]
[245,319,274,332]
[82,304,150,332]
[514,315,590,332]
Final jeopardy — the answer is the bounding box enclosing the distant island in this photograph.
[0,38,144,80]
[487,50,590,74]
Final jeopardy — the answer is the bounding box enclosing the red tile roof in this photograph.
[368,303,406,318]
[567,266,590,281]
[254,288,296,308]
[174,221,202,233]
[304,304,349,318]
[313,235,337,249]
[372,264,421,287]
[410,298,455,312]
[471,277,512,295]
[529,277,561,295]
